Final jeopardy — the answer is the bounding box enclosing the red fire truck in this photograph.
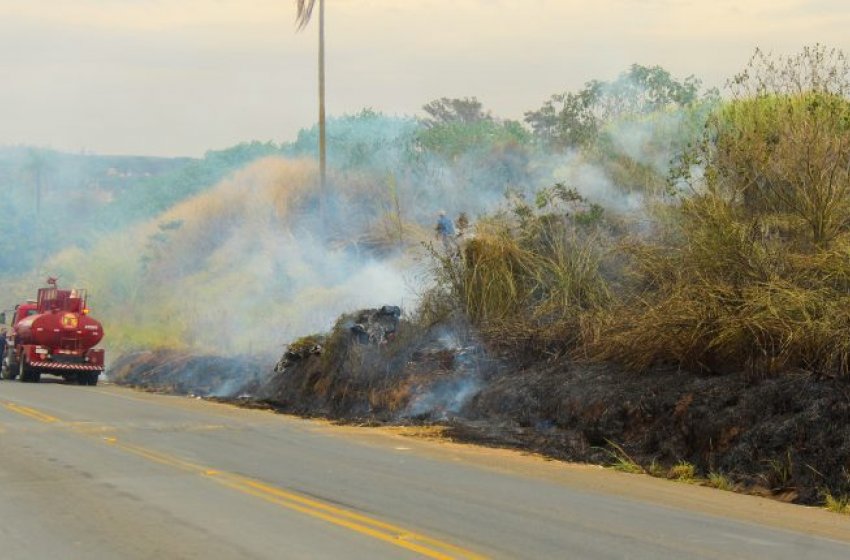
[1,278,105,385]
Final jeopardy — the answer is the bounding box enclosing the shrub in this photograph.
[707,472,735,491]
[435,186,613,358]
[595,47,850,377]
[824,492,850,514]
[667,461,697,482]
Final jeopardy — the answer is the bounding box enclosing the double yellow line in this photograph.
[3,402,486,560]
[4,402,60,424]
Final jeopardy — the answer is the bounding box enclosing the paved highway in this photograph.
[0,380,848,559]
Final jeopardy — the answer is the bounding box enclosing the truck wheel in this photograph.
[19,360,39,383]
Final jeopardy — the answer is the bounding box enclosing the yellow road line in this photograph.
[4,403,60,424]
[7,402,486,560]
[212,476,464,560]
[104,438,484,559]
[230,476,486,559]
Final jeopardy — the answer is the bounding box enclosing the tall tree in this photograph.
[421,97,492,128]
[295,0,327,203]
[24,149,53,218]
[525,64,704,150]
[24,148,54,275]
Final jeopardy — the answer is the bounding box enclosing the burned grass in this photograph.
[109,350,270,398]
[255,307,501,422]
[452,360,850,506]
[110,312,850,507]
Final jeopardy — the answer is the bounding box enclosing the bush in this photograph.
[595,47,850,377]
[667,461,697,482]
[435,186,612,358]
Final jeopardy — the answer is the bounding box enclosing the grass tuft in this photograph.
[601,440,646,475]
[707,472,735,491]
[667,461,697,483]
[824,492,850,514]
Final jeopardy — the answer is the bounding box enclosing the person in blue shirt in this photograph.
[436,210,457,252]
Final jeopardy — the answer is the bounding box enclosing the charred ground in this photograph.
[109,305,850,508]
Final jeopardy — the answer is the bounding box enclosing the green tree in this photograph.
[689,44,850,248]
[23,148,56,272]
[421,97,492,128]
[24,148,55,218]
[525,64,703,149]
[417,97,528,160]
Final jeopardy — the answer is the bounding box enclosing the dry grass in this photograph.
[440,92,850,378]
[434,199,612,358]
[592,92,850,377]
[595,199,850,376]
[707,472,735,491]
[601,441,646,475]
[667,461,697,483]
[824,492,850,515]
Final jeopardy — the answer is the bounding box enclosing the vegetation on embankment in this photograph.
[69,44,850,510]
[263,45,850,508]
[4,58,709,358]
[433,46,850,381]
[409,46,850,508]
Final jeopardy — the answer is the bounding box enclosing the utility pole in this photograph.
[295,0,328,221]
[318,0,327,200]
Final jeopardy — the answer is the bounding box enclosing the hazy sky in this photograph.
[1,0,847,157]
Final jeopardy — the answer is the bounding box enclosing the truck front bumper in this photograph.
[29,361,104,372]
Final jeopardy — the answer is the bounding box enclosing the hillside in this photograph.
[109,49,850,513]
[0,142,280,277]
[10,49,850,513]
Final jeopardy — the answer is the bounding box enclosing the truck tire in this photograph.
[77,372,98,386]
[19,359,40,383]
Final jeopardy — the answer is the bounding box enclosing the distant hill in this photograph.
[0,142,282,276]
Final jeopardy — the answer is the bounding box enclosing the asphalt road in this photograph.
[1,380,848,559]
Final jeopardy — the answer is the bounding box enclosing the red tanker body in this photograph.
[2,279,105,385]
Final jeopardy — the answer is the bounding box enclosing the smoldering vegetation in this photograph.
[256,308,500,421]
[7,47,850,507]
[109,350,270,398]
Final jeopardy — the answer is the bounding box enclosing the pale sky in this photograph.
[1,0,847,157]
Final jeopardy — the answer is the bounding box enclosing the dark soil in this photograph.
[109,312,850,507]
[456,362,850,505]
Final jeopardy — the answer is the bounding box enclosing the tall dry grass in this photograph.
[435,190,612,359]
[436,79,850,378]
[594,90,850,377]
